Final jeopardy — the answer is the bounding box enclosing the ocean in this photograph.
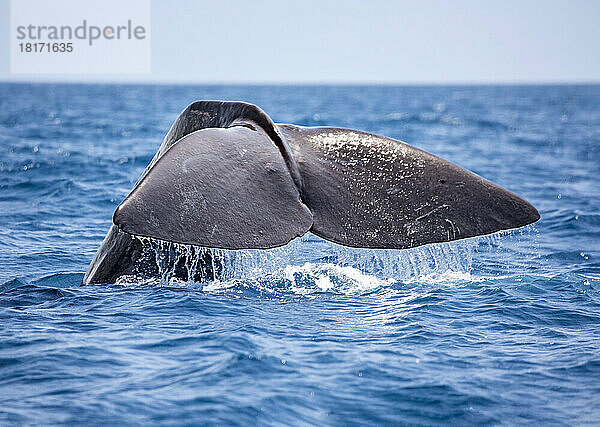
[1,83,599,425]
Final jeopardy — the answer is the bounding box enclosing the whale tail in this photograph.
[113,101,539,250]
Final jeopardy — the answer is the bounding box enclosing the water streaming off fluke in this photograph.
[115,227,538,296]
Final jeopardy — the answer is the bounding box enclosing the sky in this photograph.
[1,0,600,84]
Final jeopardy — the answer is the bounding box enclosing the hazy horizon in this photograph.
[2,0,599,84]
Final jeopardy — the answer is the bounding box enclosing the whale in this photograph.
[83,101,540,284]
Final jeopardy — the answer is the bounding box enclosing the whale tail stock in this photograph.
[113,101,539,250]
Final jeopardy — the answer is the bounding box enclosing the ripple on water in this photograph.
[2,84,600,425]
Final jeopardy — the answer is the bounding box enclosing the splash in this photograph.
[116,235,311,286]
[113,226,539,295]
[283,263,393,295]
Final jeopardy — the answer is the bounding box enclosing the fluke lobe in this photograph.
[83,101,539,284]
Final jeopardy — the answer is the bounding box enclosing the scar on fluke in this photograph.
[83,101,539,284]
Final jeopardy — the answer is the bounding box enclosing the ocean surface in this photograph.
[1,83,599,425]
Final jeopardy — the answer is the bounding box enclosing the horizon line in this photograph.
[2,77,600,87]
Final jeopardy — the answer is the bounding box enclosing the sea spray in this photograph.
[112,227,539,291]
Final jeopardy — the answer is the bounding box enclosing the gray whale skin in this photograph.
[83,101,540,284]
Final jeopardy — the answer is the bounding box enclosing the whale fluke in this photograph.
[279,125,539,248]
[84,101,539,284]
[115,125,312,249]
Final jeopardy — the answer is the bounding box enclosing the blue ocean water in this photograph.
[1,83,599,425]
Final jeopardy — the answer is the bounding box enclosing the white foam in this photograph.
[284,262,394,295]
[121,227,539,295]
